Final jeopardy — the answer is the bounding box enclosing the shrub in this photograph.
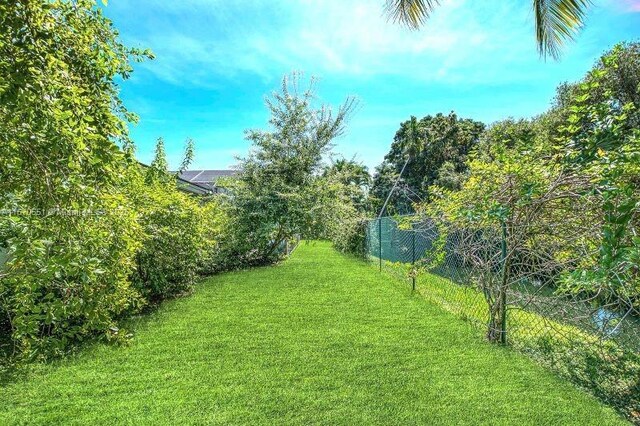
[197,199,231,275]
[220,74,356,268]
[329,212,368,258]
[131,183,209,301]
[0,192,143,361]
[321,160,371,258]
[0,0,151,361]
[0,1,232,363]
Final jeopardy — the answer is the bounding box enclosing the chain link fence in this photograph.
[276,235,301,257]
[366,215,640,423]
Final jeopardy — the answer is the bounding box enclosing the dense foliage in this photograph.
[423,43,640,325]
[371,113,484,214]
[411,43,640,420]
[0,0,149,360]
[0,1,225,363]
[339,42,640,420]
[322,159,371,257]
[213,74,357,269]
[1,3,637,421]
[129,140,224,302]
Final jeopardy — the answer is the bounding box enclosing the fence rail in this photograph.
[365,215,640,422]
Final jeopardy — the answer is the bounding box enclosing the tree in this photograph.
[555,44,640,312]
[424,134,597,343]
[220,74,357,266]
[371,112,484,214]
[383,0,592,59]
[0,0,228,363]
[371,162,413,216]
[321,159,372,256]
[0,0,152,360]
[422,42,640,346]
[475,118,536,161]
[0,0,152,209]
[323,158,372,213]
[145,138,170,185]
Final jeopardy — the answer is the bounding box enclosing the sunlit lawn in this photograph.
[0,242,625,425]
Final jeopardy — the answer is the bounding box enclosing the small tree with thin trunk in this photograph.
[222,73,357,266]
[423,130,598,343]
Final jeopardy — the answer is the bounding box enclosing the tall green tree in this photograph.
[220,74,357,266]
[0,0,152,208]
[371,112,484,214]
[420,46,640,416]
[554,43,640,311]
[323,158,372,213]
[0,0,151,360]
[384,0,592,59]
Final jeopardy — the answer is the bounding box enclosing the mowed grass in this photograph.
[0,242,626,425]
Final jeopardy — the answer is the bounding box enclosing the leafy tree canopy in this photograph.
[323,158,371,213]
[0,0,153,209]
[221,74,357,265]
[371,112,485,214]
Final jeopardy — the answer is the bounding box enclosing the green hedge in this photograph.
[131,183,221,301]
[0,192,144,360]
[0,168,227,363]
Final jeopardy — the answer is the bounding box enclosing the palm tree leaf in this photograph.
[384,0,591,59]
[534,0,592,60]
[384,0,441,29]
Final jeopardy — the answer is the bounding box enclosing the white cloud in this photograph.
[110,0,634,170]
[110,0,556,87]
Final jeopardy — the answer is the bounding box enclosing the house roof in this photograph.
[176,170,237,191]
[175,175,214,196]
[138,161,218,196]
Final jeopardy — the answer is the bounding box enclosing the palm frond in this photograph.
[534,0,592,60]
[384,0,441,30]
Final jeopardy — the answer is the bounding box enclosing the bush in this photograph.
[0,1,231,363]
[131,183,209,301]
[330,213,368,258]
[0,161,230,362]
[0,192,144,361]
[197,199,232,275]
[0,0,152,361]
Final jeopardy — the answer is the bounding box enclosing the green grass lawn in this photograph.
[0,242,626,425]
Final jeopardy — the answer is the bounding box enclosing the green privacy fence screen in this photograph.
[365,215,640,423]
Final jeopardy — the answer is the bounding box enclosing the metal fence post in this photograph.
[500,220,508,345]
[378,218,383,272]
[412,230,416,291]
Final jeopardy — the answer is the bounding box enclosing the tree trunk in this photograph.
[264,226,286,259]
[487,290,506,343]
[488,221,510,344]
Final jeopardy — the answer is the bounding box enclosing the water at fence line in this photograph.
[365,215,640,422]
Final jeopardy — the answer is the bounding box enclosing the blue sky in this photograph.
[103,0,640,171]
